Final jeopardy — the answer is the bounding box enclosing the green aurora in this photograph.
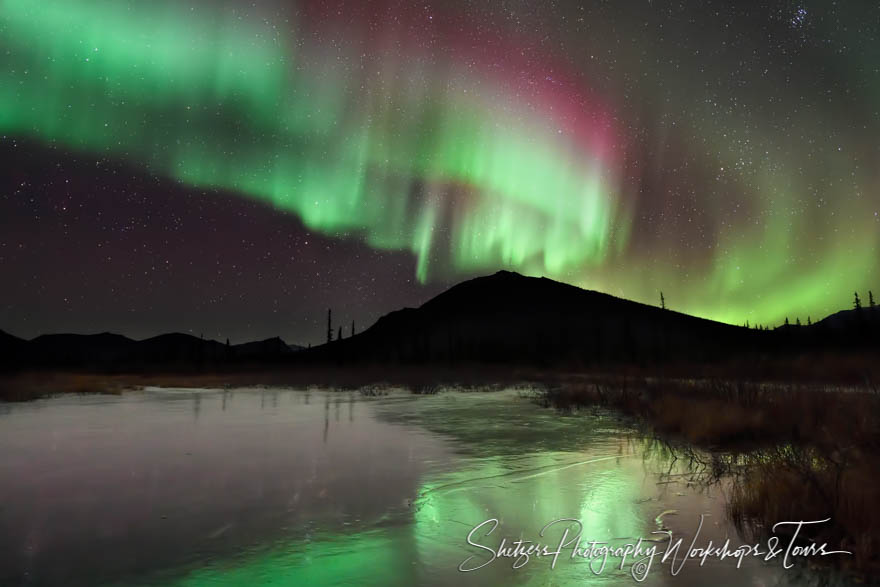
[1,0,877,326]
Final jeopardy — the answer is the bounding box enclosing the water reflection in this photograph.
[0,388,857,587]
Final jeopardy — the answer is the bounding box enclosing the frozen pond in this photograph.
[0,387,852,586]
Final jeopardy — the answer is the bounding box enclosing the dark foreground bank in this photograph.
[541,375,880,576]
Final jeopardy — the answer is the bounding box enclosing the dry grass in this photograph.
[543,376,880,575]
[728,450,880,573]
[543,376,880,448]
[0,372,131,401]
[0,364,549,402]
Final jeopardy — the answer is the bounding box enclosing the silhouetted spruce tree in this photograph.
[796,317,801,326]
[784,317,789,326]
[327,309,333,343]
[351,320,355,337]
[660,291,666,310]
[807,316,812,326]
[854,292,862,311]
[871,291,876,308]
[338,326,343,341]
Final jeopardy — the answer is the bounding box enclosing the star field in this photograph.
[1,0,878,344]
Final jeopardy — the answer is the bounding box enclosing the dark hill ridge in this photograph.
[27,332,136,365]
[234,337,300,358]
[305,271,765,364]
[0,331,298,370]
[2,271,877,370]
[0,329,26,355]
[815,305,880,330]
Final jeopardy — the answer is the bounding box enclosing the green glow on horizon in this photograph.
[1,0,877,327]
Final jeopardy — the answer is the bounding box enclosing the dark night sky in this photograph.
[0,140,452,345]
[1,0,879,344]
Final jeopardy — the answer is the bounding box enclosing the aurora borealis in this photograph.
[1,0,879,342]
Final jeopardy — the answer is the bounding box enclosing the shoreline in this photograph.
[2,366,879,576]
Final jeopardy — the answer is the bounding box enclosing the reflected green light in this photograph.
[160,391,651,587]
[165,453,647,587]
[168,528,415,587]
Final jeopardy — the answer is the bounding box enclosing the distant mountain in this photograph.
[27,332,136,365]
[0,330,297,370]
[815,305,880,331]
[135,333,229,364]
[234,337,298,359]
[302,271,767,365]
[0,329,26,355]
[2,272,876,371]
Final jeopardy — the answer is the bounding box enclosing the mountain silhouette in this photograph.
[0,331,297,371]
[303,271,766,365]
[2,271,876,371]
[0,329,25,356]
[815,305,880,331]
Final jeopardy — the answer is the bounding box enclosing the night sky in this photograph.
[1,0,879,345]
